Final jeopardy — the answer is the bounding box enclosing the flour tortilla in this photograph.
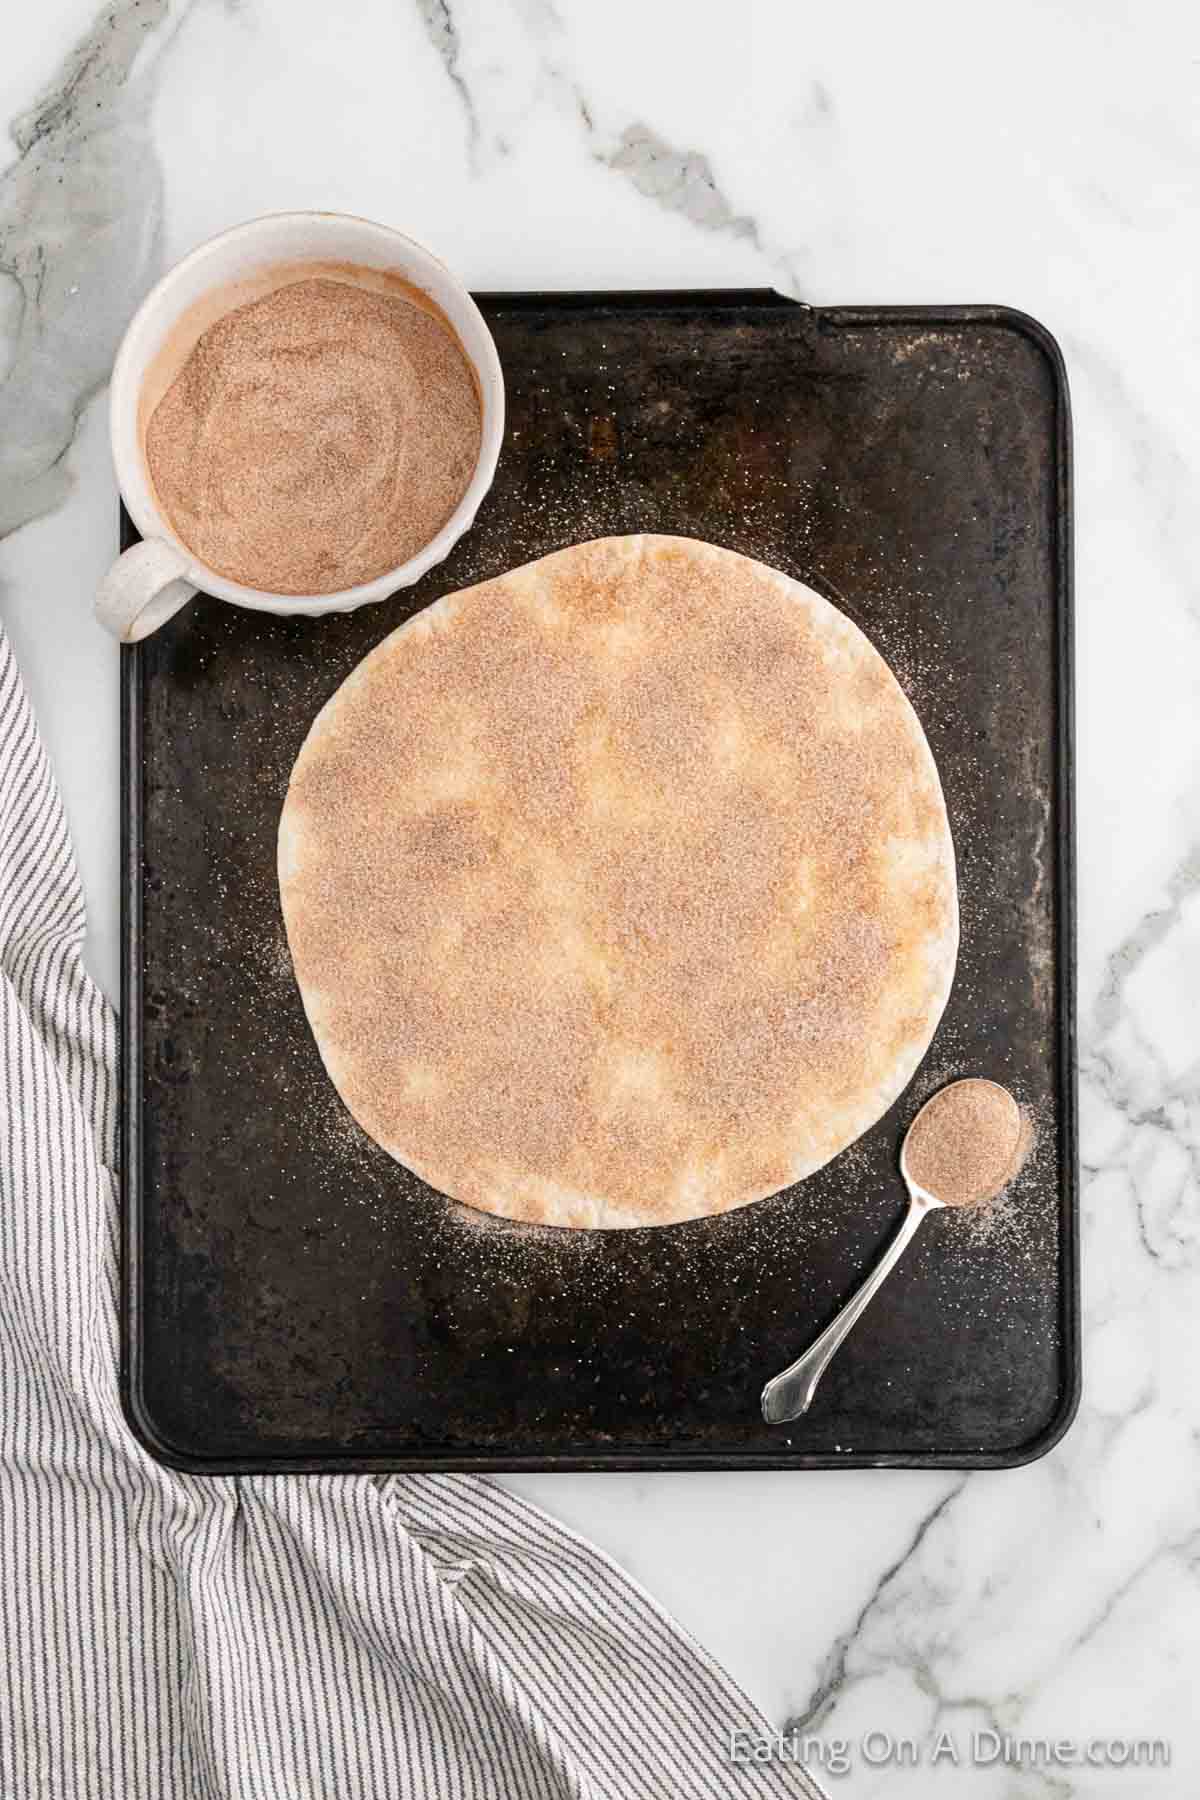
[279,535,958,1228]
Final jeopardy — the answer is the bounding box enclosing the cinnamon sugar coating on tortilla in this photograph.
[279,535,958,1228]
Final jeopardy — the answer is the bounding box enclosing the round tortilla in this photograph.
[279,535,958,1228]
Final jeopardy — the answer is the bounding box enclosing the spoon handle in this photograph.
[761,1193,934,1425]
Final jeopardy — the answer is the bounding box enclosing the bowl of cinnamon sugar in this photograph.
[97,211,504,642]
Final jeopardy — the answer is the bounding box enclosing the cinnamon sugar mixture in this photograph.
[904,1078,1028,1207]
[144,276,481,594]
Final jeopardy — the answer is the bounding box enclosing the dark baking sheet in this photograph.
[121,291,1077,1472]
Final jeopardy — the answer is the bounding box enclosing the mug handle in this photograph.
[95,538,198,642]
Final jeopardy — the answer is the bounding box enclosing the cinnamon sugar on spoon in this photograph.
[902,1077,1030,1207]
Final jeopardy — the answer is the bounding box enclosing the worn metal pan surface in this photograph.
[120,291,1077,1472]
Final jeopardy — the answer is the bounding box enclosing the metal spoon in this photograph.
[760,1106,950,1426]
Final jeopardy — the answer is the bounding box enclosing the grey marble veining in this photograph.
[602,123,760,242]
[414,0,481,161]
[788,1478,968,1731]
[0,0,172,539]
[1085,841,1200,1251]
[408,0,803,291]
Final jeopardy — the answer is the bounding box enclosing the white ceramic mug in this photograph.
[97,212,505,642]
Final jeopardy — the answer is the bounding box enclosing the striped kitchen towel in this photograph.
[0,623,826,1800]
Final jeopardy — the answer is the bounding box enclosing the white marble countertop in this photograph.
[3,1,1198,1792]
